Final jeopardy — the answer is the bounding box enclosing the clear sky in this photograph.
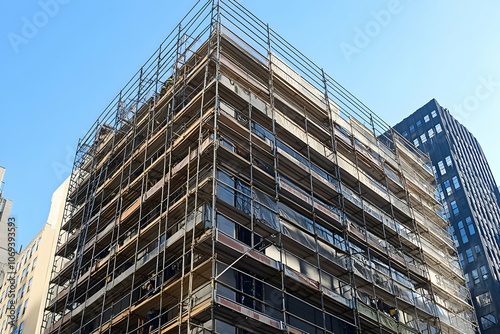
[1,0,499,249]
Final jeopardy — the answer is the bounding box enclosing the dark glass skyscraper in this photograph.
[393,98,500,333]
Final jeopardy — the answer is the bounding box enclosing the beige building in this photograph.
[0,178,68,334]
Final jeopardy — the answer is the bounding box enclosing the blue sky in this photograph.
[1,0,499,249]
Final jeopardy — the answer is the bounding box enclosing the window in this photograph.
[18,284,25,300]
[428,128,435,138]
[420,133,427,143]
[23,299,28,315]
[477,292,492,306]
[481,265,489,280]
[466,217,475,235]
[465,273,470,287]
[217,214,235,238]
[25,264,29,275]
[431,110,437,118]
[0,291,4,303]
[438,161,446,175]
[450,227,459,247]
[458,221,468,244]
[410,125,415,133]
[480,313,497,330]
[438,184,445,200]
[443,200,450,218]
[413,138,419,147]
[445,156,452,166]
[444,180,452,196]
[402,131,408,137]
[471,269,480,284]
[452,176,460,189]
[27,278,32,292]
[424,115,430,122]
[475,245,482,256]
[433,166,438,179]
[459,253,465,267]
[37,238,42,250]
[16,305,21,319]
[466,248,474,263]
[416,120,422,127]
[19,322,24,334]
[435,123,442,133]
[451,201,459,215]
[32,258,37,270]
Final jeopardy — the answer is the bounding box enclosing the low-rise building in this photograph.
[0,179,68,334]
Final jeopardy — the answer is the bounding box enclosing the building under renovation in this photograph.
[42,1,477,333]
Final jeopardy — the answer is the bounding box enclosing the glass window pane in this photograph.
[481,265,489,280]
[475,245,482,255]
[476,291,492,306]
[480,313,497,329]
[466,217,475,235]
[217,214,235,238]
[459,253,465,266]
[466,248,474,262]
[472,269,480,284]
[438,161,446,175]
[444,180,452,195]
[464,273,470,287]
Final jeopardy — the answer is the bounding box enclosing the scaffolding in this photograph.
[41,1,478,333]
